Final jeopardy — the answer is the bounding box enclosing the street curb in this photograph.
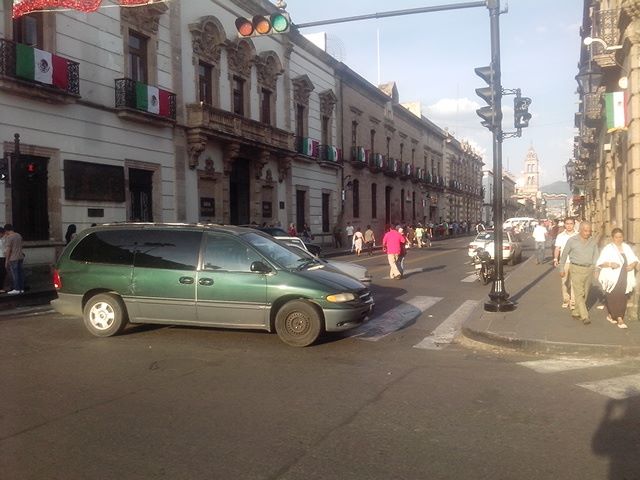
[461,325,640,356]
[0,290,57,312]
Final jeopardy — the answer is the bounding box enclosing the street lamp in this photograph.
[575,62,603,94]
[583,36,622,51]
[565,159,575,185]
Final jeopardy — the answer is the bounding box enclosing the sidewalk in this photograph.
[0,264,57,311]
[463,255,640,356]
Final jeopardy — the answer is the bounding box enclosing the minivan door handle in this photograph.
[198,278,214,286]
[179,276,195,285]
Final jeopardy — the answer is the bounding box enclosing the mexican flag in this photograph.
[135,82,171,117]
[16,43,69,90]
[13,1,160,18]
[301,138,319,157]
[605,91,628,132]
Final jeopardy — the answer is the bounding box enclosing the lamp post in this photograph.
[575,62,603,95]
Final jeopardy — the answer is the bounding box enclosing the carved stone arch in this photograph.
[256,51,284,91]
[190,16,227,65]
[319,89,338,118]
[226,38,256,78]
[292,74,315,106]
[120,2,168,36]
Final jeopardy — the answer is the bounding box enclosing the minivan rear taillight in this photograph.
[53,269,62,289]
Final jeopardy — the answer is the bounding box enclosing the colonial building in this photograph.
[572,0,640,242]
[1,0,484,278]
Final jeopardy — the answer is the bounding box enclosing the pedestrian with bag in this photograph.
[596,228,638,329]
[382,225,405,280]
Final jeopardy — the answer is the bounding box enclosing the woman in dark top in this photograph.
[65,224,77,244]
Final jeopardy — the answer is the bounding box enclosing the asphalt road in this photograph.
[2,237,639,479]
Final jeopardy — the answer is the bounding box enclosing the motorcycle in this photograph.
[472,247,495,285]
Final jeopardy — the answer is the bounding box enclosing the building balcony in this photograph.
[186,103,294,152]
[296,136,320,158]
[415,167,425,183]
[0,38,79,103]
[384,157,400,177]
[368,152,384,173]
[350,146,368,168]
[589,8,621,69]
[115,78,176,125]
[318,144,342,165]
[583,92,603,127]
[400,162,414,180]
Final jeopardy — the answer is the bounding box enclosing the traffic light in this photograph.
[235,12,291,38]
[0,155,8,181]
[514,95,532,129]
[474,65,499,130]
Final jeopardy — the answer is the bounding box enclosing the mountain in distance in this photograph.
[540,181,571,195]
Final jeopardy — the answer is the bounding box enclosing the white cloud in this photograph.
[535,25,548,34]
[425,97,481,116]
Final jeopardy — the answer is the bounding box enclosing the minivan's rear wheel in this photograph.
[275,300,323,347]
[83,293,128,337]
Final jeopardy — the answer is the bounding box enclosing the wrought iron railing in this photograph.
[318,144,342,163]
[295,136,320,157]
[591,8,621,56]
[0,38,79,95]
[115,78,176,120]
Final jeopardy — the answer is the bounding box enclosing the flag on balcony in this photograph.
[605,91,628,132]
[12,0,164,18]
[16,43,69,90]
[301,138,319,157]
[135,82,171,116]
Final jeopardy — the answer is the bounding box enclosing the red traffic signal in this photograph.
[235,12,291,38]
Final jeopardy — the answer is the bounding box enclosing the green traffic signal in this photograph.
[235,12,290,38]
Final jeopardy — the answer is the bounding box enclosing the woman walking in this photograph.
[352,227,364,256]
[596,228,638,329]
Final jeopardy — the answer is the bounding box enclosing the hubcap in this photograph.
[285,311,310,336]
[89,301,115,330]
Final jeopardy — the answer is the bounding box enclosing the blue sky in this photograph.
[285,0,582,185]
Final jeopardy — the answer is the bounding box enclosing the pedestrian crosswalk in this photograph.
[518,358,640,400]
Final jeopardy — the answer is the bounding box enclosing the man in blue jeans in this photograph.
[532,222,548,264]
[4,224,24,295]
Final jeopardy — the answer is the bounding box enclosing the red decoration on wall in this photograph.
[13,0,160,18]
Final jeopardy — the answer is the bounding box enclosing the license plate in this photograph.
[474,263,482,269]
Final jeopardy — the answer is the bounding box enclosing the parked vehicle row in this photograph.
[52,224,373,347]
[467,230,523,265]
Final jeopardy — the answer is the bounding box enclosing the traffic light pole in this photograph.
[484,0,515,312]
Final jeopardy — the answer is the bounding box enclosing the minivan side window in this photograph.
[70,230,137,265]
[133,230,202,271]
[203,233,261,272]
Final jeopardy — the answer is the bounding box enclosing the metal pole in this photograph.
[295,1,486,29]
[484,0,515,312]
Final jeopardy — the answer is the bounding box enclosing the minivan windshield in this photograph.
[242,232,305,269]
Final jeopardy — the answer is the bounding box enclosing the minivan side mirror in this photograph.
[250,261,272,274]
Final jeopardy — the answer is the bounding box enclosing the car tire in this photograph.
[83,293,128,337]
[275,300,323,347]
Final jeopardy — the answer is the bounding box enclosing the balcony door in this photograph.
[129,168,153,222]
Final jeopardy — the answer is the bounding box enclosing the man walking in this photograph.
[382,225,405,280]
[364,225,375,256]
[559,221,599,325]
[532,221,548,264]
[4,224,24,295]
[345,221,354,252]
[553,218,577,308]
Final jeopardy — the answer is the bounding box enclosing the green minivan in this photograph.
[51,224,374,346]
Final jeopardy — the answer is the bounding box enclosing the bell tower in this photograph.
[521,146,539,196]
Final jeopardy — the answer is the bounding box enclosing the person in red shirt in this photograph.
[382,225,406,280]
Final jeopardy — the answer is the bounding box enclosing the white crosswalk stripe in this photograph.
[352,296,443,342]
[414,300,479,350]
[577,374,640,400]
[518,358,622,373]
[461,273,478,283]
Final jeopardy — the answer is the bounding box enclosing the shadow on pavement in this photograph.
[508,263,556,304]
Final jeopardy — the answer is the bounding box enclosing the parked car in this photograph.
[243,226,322,257]
[286,245,372,284]
[51,224,373,347]
[467,231,495,257]
[481,231,523,265]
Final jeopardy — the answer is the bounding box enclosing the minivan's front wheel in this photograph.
[275,300,323,347]
[83,294,128,337]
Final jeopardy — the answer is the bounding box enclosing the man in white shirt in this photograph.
[532,222,548,264]
[345,222,354,251]
[553,218,577,308]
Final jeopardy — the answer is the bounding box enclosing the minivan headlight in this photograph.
[326,292,357,303]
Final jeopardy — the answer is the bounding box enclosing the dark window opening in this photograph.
[198,61,213,105]
[128,30,148,83]
[13,13,43,48]
[371,183,377,219]
[352,179,360,219]
[260,88,272,124]
[233,76,245,116]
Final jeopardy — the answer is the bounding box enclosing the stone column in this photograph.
[222,142,240,223]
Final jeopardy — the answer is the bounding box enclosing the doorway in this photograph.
[230,158,250,225]
[296,189,306,232]
[129,168,153,221]
[11,154,49,241]
[385,186,392,226]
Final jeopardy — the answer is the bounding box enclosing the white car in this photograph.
[467,231,495,257]
[483,231,523,265]
[468,231,522,264]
